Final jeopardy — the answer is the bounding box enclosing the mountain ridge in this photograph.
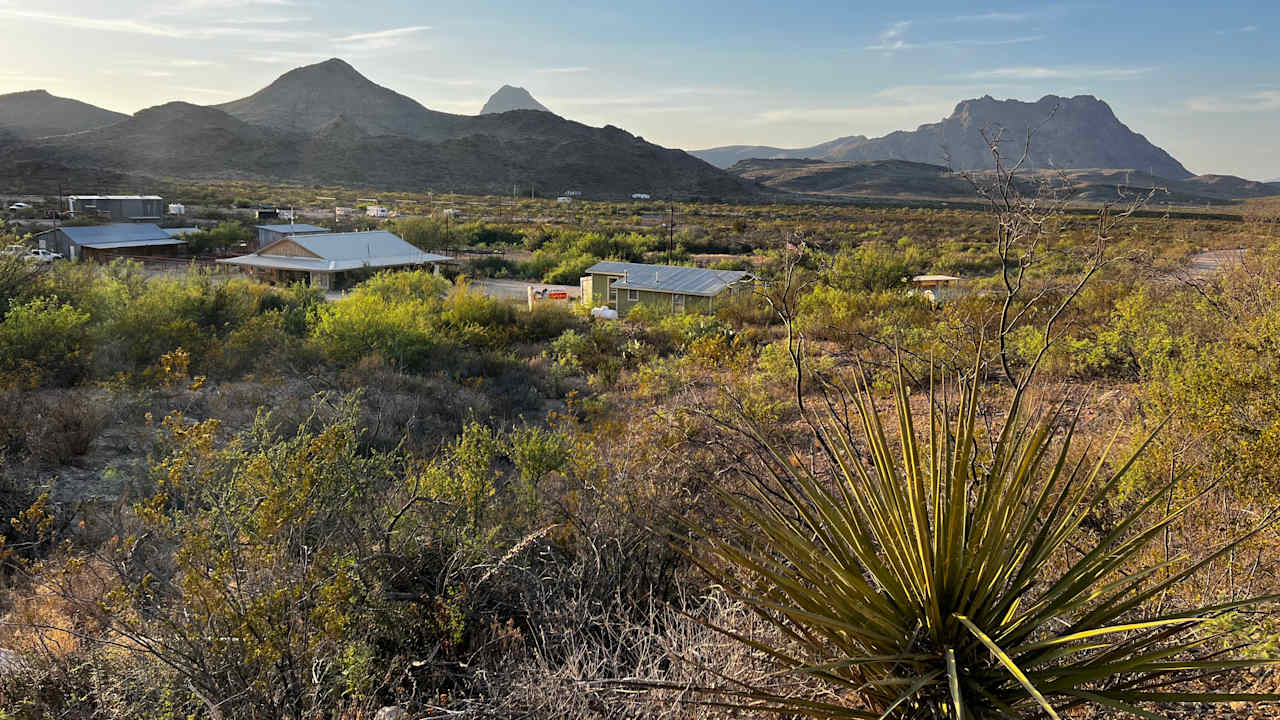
[728,157,1279,205]
[0,89,128,139]
[695,95,1193,180]
[0,60,764,200]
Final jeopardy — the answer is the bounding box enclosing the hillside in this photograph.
[0,90,127,139]
[0,59,764,199]
[480,85,552,115]
[697,95,1192,179]
[215,58,468,139]
[729,157,1280,205]
[729,158,974,197]
[0,99,761,199]
[693,135,869,169]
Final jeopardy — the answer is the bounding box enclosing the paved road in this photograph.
[1185,248,1245,279]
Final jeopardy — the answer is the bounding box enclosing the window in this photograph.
[607,277,618,302]
[627,288,639,301]
[672,293,685,311]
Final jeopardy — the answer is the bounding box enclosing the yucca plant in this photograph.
[684,365,1280,719]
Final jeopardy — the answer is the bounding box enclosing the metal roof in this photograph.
[51,223,187,248]
[67,195,163,200]
[587,261,750,296]
[256,224,330,233]
[912,274,962,282]
[218,230,450,273]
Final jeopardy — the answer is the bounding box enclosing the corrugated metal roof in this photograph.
[219,230,449,273]
[256,224,330,233]
[587,261,750,296]
[67,195,162,200]
[54,223,186,248]
[81,238,187,250]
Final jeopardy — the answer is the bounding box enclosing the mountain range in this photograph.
[730,158,1280,205]
[0,62,1275,205]
[0,59,760,199]
[695,95,1193,180]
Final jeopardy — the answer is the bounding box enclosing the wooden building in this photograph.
[217,230,450,290]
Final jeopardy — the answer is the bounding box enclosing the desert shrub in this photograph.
[518,304,583,343]
[23,393,106,466]
[254,281,324,336]
[311,290,439,370]
[0,296,92,387]
[357,268,449,304]
[541,252,598,285]
[1,398,560,719]
[181,220,252,254]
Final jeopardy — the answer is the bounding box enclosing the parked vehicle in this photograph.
[24,248,61,263]
[7,202,33,210]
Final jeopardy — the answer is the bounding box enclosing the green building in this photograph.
[581,261,752,315]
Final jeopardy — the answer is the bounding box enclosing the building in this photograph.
[335,206,358,218]
[631,193,651,200]
[556,196,573,204]
[581,261,752,315]
[366,206,389,218]
[562,190,582,197]
[167,203,186,216]
[911,274,963,303]
[38,223,186,261]
[217,230,450,290]
[66,195,163,222]
[255,223,329,251]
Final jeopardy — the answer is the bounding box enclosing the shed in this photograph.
[218,230,450,290]
[582,261,751,315]
[38,223,186,261]
[66,196,163,222]
[255,223,329,251]
[911,274,964,303]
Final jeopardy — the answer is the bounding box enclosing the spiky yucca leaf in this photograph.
[688,366,1280,719]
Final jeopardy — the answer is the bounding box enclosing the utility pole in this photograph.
[667,196,675,264]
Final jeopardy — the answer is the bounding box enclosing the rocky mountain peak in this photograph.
[480,85,552,115]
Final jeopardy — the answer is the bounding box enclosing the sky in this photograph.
[0,0,1277,179]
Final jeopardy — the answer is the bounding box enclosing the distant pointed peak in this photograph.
[480,85,552,115]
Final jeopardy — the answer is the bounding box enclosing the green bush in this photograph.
[0,296,92,387]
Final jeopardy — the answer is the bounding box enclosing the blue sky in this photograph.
[0,1,1277,178]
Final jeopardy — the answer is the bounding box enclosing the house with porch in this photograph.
[581,261,752,315]
[217,230,450,290]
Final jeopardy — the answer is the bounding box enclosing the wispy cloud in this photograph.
[534,66,591,74]
[0,7,315,41]
[967,66,1155,80]
[953,11,1035,22]
[1216,25,1260,34]
[868,33,1045,52]
[1187,90,1280,113]
[246,50,334,65]
[166,85,242,98]
[334,25,432,51]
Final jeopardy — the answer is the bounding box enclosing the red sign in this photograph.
[548,291,568,300]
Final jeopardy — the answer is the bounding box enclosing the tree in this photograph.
[952,116,1156,389]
